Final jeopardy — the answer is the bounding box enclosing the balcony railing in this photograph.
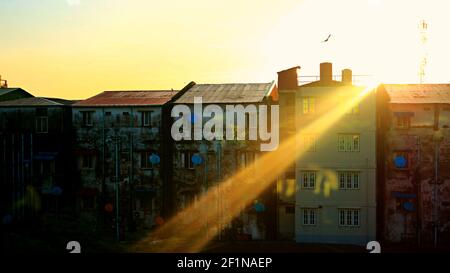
[298,75,374,85]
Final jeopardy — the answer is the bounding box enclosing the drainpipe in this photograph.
[115,135,120,241]
[433,104,442,248]
[102,109,106,226]
[12,134,15,218]
[434,139,438,247]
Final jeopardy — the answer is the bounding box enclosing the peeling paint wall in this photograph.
[0,106,73,225]
[171,103,277,240]
[383,103,450,245]
[72,106,165,230]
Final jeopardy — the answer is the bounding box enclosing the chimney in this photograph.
[320,62,333,82]
[277,66,300,90]
[0,77,7,88]
[342,69,352,85]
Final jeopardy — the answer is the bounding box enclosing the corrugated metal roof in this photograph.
[73,90,179,107]
[0,88,20,96]
[0,87,31,97]
[0,97,75,107]
[174,82,276,104]
[384,84,450,104]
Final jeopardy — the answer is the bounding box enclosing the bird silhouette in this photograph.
[322,34,331,43]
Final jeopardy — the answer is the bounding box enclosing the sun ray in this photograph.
[131,82,378,253]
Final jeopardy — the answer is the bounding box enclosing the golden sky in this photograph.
[1,0,449,99]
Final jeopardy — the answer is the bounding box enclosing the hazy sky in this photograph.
[1,0,449,99]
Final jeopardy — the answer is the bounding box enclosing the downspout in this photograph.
[115,134,120,241]
[21,134,25,220]
[129,107,134,231]
[30,134,33,219]
[12,134,15,218]
[102,108,106,226]
[433,103,441,248]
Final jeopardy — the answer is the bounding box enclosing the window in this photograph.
[302,208,317,225]
[141,111,152,127]
[81,154,94,169]
[35,116,48,133]
[82,111,94,127]
[396,116,410,129]
[140,151,157,169]
[238,151,256,169]
[301,134,317,152]
[339,209,360,227]
[338,134,360,152]
[338,171,360,189]
[180,151,195,169]
[302,97,315,114]
[301,171,316,189]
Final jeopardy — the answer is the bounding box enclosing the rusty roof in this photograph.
[0,97,75,107]
[383,84,450,104]
[74,90,179,107]
[174,82,276,104]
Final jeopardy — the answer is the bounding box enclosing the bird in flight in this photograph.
[322,34,331,43]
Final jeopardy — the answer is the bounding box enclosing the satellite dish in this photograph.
[254,202,266,212]
[149,153,161,164]
[191,154,203,165]
[394,156,407,168]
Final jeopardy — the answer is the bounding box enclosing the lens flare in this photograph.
[131,83,378,253]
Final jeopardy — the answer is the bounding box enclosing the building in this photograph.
[377,84,450,246]
[0,96,75,228]
[0,87,33,102]
[71,89,184,236]
[277,63,377,245]
[171,82,279,240]
[276,66,300,240]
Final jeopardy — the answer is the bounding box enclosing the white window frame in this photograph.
[302,134,317,152]
[339,209,360,227]
[82,111,94,127]
[338,171,360,190]
[301,171,316,189]
[302,97,315,114]
[338,134,360,152]
[180,151,195,169]
[302,208,317,226]
[142,111,152,127]
[396,116,410,129]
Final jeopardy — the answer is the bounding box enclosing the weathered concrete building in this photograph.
[171,82,279,240]
[377,84,450,246]
[72,90,182,235]
[0,96,75,227]
[278,63,377,245]
[0,87,33,102]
